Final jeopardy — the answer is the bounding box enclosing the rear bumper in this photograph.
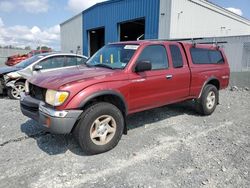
[20,93,82,134]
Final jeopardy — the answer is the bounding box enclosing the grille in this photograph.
[29,83,47,101]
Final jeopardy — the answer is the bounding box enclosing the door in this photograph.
[89,28,105,56]
[119,18,145,41]
[168,44,191,99]
[129,44,176,112]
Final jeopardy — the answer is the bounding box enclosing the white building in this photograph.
[159,0,250,39]
[60,13,83,54]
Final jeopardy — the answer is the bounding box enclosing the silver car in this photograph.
[2,53,87,99]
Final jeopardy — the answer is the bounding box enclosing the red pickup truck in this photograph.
[20,40,230,154]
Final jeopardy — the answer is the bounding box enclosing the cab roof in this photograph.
[109,40,221,50]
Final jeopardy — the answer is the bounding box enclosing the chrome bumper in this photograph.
[20,93,82,134]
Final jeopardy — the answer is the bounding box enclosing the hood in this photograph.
[0,66,22,75]
[29,66,119,90]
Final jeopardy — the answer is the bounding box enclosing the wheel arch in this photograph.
[15,78,26,83]
[198,77,220,99]
[74,90,128,134]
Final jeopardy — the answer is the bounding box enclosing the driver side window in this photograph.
[137,45,169,70]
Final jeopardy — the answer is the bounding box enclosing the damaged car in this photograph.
[0,53,87,99]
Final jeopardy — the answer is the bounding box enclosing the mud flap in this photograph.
[123,117,128,135]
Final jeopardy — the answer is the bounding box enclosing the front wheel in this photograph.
[196,84,218,115]
[7,82,25,100]
[73,102,124,155]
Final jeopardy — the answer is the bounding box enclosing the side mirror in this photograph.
[34,65,43,71]
[135,61,152,72]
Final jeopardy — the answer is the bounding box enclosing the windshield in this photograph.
[15,55,45,68]
[86,44,139,69]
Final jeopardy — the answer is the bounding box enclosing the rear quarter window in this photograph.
[190,48,224,64]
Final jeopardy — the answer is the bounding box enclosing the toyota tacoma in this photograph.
[20,40,230,155]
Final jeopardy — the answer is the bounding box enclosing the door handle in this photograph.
[166,75,173,80]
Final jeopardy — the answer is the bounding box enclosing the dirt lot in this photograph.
[0,89,249,188]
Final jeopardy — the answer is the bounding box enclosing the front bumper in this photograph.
[20,93,82,134]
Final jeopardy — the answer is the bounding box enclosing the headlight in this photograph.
[6,72,21,79]
[45,89,69,106]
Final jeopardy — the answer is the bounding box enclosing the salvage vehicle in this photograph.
[20,40,230,155]
[5,49,51,66]
[0,53,87,99]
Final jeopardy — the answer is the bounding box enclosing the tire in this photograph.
[196,84,218,116]
[73,102,124,155]
[7,82,25,100]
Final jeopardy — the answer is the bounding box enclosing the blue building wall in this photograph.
[82,0,160,56]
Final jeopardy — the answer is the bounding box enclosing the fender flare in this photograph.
[78,90,128,134]
[79,90,128,115]
[198,77,220,98]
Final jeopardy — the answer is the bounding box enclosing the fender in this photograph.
[198,77,220,98]
[77,89,128,135]
[6,80,16,89]
[6,78,24,89]
[79,90,128,115]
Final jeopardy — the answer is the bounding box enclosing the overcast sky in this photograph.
[0,0,249,50]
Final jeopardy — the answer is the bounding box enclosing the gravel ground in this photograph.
[0,89,249,188]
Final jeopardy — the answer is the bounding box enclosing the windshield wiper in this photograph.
[93,64,114,70]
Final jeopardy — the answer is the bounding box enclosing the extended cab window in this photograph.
[170,45,184,68]
[190,48,224,64]
[137,45,168,70]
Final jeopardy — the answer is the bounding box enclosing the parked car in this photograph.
[0,53,87,99]
[5,49,51,66]
[20,40,230,155]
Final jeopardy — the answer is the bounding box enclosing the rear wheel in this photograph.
[7,82,25,100]
[196,84,218,115]
[73,102,124,155]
